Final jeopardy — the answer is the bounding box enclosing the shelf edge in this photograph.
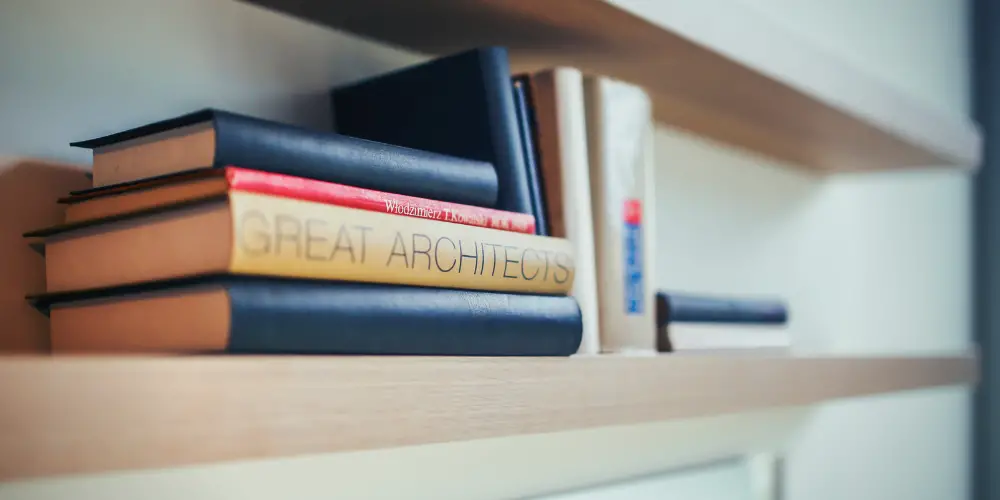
[0,353,977,481]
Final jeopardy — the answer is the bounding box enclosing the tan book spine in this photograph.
[529,68,601,355]
[45,192,576,295]
[584,77,657,353]
[229,192,575,293]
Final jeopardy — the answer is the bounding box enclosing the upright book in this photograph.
[585,77,657,354]
[71,109,499,207]
[29,191,576,294]
[526,68,601,355]
[60,167,536,233]
[331,47,543,231]
[511,76,549,236]
[37,276,583,356]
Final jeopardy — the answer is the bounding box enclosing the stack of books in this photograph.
[25,45,788,356]
[26,107,584,356]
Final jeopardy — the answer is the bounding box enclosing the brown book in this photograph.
[42,277,583,356]
[62,169,228,223]
[33,191,576,295]
[60,167,536,234]
[69,109,500,209]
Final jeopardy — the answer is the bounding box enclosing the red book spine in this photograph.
[225,167,536,234]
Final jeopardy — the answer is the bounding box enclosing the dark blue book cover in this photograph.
[511,76,549,236]
[656,291,789,326]
[72,109,499,207]
[37,276,583,356]
[331,47,534,217]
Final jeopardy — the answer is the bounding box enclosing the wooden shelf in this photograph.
[243,0,981,172]
[0,353,976,481]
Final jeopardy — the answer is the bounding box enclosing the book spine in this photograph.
[665,323,791,352]
[225,167,536,234]
[227,281,583,356]
[331,48,531,215]
[212,112,500,208]
[585,77,657,354]
[478,47,535,216]
[657,292,788,325]
[511,77,549,236]
[228,192,576,295]
[528,69,601,355]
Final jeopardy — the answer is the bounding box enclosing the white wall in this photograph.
[640,0,973,498]
[0,0,420,163]
[0,0,974,499]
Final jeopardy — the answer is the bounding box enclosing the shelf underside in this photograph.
[243,0,981,172]
[0,353,976,480]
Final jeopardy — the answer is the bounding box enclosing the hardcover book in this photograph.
[585,77,657,354]
[331,48,537,223]
[655,292,790,353]
[660,324,791,353]
[655,292,788,325]
[60,167,535,233]
[38,276,583,356]
[526,68,601,355]
[30,191,576,295]
[512,76,549,235]
[71,109,499,207]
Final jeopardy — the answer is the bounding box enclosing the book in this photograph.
[37,276,583,355]
[30,191,576,294]
[526,68,601,355]
[60,167,536,233]
[655,292,788,325]
[660,324,791,353]
[511,76,549,236]
[331,47,535,219]
[655,292,790,353]
[584,77,657,354]
[70,109,499,207]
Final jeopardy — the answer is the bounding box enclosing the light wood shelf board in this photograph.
[242,0,981,171]
[0,353,977,481]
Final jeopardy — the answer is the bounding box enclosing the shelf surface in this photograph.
[0,353,976,481]
[243,0,981,172]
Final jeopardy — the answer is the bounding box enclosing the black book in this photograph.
[512,76,549,235]
[331,47,535,219]
[72,108,499,207]
[655,291,789,326]
[37,276,583,356]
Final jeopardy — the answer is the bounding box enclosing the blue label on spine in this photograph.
[624,199,644,315]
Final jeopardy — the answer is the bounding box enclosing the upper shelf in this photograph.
[0,353,976,481]
[243,0,981,172]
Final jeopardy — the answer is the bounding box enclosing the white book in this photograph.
[665,324,792,352]
[584,77,657,354]
[528,68,601,354]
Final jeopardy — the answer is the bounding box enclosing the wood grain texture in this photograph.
[242,0,981,171]
[0,352,977,480]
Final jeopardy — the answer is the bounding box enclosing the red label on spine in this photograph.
[624,199,643,226]
[225,167,536,234]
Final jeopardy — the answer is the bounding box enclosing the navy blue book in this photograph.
[655,291,788,326]
[37,276,582,356]
[512,76,549,235]
[72,108,499,207]
[331,47,534,218]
